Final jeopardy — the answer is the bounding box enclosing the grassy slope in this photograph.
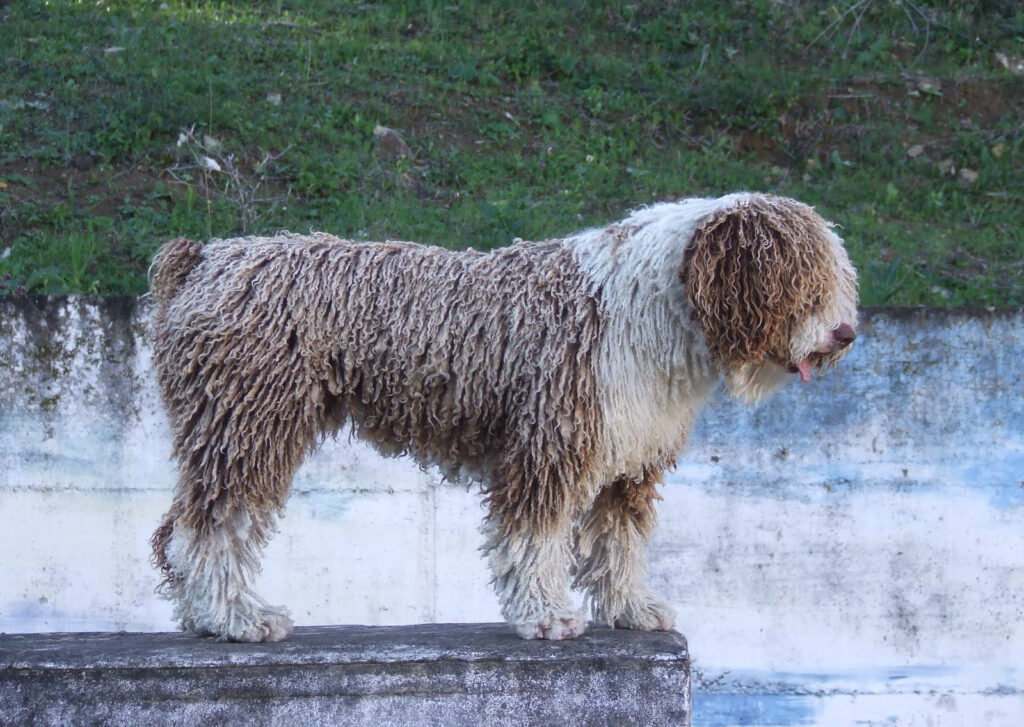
[0,0,1021,304]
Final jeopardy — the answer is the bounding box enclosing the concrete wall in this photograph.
[1,297,1022,725]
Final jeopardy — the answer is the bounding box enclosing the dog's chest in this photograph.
[596,370,712,480]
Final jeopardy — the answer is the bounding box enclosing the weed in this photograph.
[167,127,292,236]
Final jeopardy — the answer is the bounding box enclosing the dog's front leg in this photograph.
[482,514,586,640]
[571,468,676,632]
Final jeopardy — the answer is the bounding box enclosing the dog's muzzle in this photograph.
[784,322,857,382]
[829,322,856,352]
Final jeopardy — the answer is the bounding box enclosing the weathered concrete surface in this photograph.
[0,624,691,726]
[2,297,1023,725]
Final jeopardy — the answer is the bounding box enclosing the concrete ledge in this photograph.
[0,623,690,726]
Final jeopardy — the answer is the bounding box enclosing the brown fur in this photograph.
[682,196,851,372]
[150,235,605,583]
[579,467,664,549]
[149,237,203,303]
[571,465,667,626]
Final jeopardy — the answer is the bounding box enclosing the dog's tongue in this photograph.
[797,358,812,382]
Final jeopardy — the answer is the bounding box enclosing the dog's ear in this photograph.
[681,197,834,366]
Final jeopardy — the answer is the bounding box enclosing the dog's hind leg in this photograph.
[571,467,676,631]
[153,357,319,642]
[162,500,294,642]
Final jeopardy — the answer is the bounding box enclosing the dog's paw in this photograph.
[228,606,294,642]
[191,605,293,643]
[512,609,588,640]
[255,607,294,642]
[613,598,676,632]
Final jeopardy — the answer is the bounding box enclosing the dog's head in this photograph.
[681,194,858,401]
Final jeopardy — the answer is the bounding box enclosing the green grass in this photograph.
[1,0,1022,304]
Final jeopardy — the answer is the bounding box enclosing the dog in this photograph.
[149,193,858,642]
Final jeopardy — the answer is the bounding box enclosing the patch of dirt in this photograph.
[0,159,166,244]
[747,75,1023,166]
[538,72,1024,171]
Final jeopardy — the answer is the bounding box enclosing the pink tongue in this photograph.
[797,358,812,383]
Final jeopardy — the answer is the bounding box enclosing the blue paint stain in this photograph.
[970,461,1024,510]
[990,484,1024,510]
[667,459,1024,511]
[693,694,819,726]
[293,492,351,521]
[691,666,1021,725]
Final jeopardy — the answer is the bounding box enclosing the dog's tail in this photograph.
[151,502,183,594]
[149,237,203,305]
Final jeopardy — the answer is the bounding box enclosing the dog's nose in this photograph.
[832,323,856,349]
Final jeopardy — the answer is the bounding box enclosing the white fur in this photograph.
[557,195,857,634]
[166,511,293,642]
[572,498,676,630]
[482,518,587,640]
[566,195,759,480]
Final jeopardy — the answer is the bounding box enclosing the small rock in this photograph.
[72,154,94,170]
[958,168,979,185]
[995,52,1024,75]
[936,158,955,176]
[266,92,282,106]
[373,125,412,161]
[907,144,925,159]
[200,156,221,172]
